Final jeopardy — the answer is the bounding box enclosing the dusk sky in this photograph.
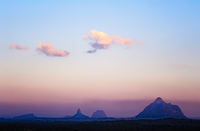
[0,0,200,118]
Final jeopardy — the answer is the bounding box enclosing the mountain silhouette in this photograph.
[136,97,186,119]
[70,108,90,119]
[92,110,107,118]
[13,113,37,119]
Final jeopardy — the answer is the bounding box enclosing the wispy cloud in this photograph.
[113,35,132,45]
[37,42,69,57]
[133,39,141,45]
[90,43,109,50]
[15,44,29,50]
[83,30,133,53]
[87,50,96,54]
[9,43,29,50]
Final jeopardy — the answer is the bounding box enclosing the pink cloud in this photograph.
[9,43,29,50]
[89,30,113,45]
[37,42,69,57]
[15,44,29,50]
[10,43,15,49]
[84,30,133,53]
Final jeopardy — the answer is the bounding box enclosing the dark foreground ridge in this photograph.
[0,118,200,131]
[136,97,186,119]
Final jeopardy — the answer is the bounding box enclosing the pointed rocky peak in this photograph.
[154,97,164,104]
[77,108,81,114]
[70,108,90,119]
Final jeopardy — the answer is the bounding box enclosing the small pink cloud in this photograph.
[83,30,134,53]
[37,42,69,57]
[89,30,113,45]
[15,44,29,50]
[10,43,15,49]
[9,43,29,50]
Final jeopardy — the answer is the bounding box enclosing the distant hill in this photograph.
[13,114,37,119]
[136,97,186,119]
[92,110,107,118]
[63,115,72,118]
[70,108,90,119]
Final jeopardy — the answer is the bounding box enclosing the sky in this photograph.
[0,0,200,118]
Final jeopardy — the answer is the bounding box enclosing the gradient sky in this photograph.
[0,0,200,118]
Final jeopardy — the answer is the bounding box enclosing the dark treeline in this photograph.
[0,118,200,131]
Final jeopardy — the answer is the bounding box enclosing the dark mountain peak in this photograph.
[154,97,164,104]
[136,97,186,119]
[77,108,81,114]
[92,110,107,118]
[156,97,162,100]
[70,108,90,119]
